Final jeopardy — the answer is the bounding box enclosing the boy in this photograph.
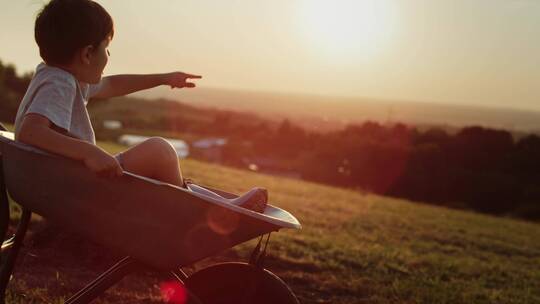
[14,0,267,212]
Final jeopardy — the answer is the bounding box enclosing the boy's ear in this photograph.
[80,45,94,65]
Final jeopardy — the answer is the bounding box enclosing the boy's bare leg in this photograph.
[116,137,267,211]
[115,137,184,187]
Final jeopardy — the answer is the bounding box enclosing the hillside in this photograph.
[3,134,539,303]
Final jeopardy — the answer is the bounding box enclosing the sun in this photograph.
[298,0,397,58]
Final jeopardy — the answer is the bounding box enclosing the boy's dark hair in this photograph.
[35,0,114,65]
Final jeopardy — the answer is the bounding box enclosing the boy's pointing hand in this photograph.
[163,72,202,89]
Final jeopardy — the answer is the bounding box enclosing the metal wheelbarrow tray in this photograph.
[0,128,301,304]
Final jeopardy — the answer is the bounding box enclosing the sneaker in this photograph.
[182,178,194,189]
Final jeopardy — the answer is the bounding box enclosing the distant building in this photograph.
[192,138,228,149]
[242,156,302,179]
[118,134,189,159]
[191,138,227,162]
[103,120,122,130]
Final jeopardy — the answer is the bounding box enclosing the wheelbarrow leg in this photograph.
[66,260,202,304]
[170,267,189,284]
[1,126,33,303]
[168,268,204,304]
[0,208,31,304]
[65,256,140,304]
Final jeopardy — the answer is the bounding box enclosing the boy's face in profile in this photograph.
[82,37,111,84]
[89,38,111,83]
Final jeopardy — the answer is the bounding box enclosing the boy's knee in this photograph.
[146,137,178,162]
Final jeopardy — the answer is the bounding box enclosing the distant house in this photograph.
[242,156,302,179]
[103,120,122,130]
[118,134,189,159]
[191,138,227,162]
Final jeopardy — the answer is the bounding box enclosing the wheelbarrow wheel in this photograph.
[184,262,299,304]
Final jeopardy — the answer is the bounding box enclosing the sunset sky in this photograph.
[0,0,539,111]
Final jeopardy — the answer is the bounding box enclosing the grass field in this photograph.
[1,126,539,303]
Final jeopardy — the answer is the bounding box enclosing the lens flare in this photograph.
[160,281,187,304]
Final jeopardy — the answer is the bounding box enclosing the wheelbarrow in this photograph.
[0,123,301,303]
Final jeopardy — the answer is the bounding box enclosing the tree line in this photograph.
[0,60,32,123]
[212,116,540,220]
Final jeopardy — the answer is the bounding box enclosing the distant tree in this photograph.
[463,171,520,214]
[272,119,308,157]
[213,112,232,134]
[0,60,32,122]
[449,126,514,171]
[413,127,450,146]
[391,142,450,203]
[511,135,540,182]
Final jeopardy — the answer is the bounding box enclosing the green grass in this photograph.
[2,132,540,303]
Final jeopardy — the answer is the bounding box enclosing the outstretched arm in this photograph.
[91,72,202,99]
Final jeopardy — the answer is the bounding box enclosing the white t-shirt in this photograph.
[14,63,102,144]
